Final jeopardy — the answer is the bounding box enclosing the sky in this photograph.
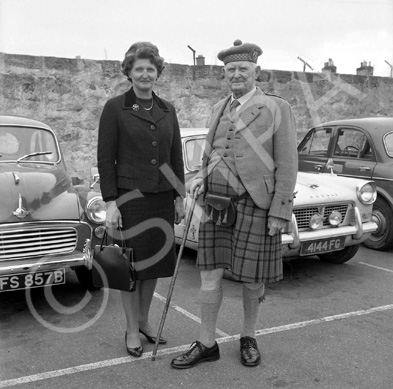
[0,0,392,77]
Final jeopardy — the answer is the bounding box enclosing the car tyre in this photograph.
[318,244,360,264]
[363,197,393,251]
[75,267,101,290]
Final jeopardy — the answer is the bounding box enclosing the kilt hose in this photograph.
[197,158,283,283]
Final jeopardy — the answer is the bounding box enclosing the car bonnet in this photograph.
[0,165,81,223]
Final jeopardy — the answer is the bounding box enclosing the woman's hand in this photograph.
[105,201,123,230]
[174,196,186,224]
[188,178,204,199]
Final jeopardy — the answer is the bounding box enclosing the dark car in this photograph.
[0,115,106,292]
[298,117,393,251]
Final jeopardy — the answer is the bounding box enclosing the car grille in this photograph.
[0,228,77,260]
[294,204,350,230]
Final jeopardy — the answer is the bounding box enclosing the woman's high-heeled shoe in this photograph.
[139,329,167,344]
[125,332,143,357]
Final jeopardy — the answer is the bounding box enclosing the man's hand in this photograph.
[267,216,286,236]
[174,197,186,224]
[188,178,204,199]
[105,201,123,230]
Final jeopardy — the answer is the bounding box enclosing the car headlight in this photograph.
[356,182,377,205]
[328,210,342,226]
[309,213,323,230]
[86,196,106,224]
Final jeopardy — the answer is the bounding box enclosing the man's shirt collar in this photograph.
[230,87,257,107]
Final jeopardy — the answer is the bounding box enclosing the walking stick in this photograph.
[152,190,199,361]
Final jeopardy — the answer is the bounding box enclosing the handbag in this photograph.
[205,192,248,227]
[92,229,136,292]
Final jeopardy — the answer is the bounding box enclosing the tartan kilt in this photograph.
[196,160,283,283]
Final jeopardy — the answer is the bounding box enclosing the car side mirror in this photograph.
[90,174,100,190]
[90,167,100,190]
[326,158,335,175]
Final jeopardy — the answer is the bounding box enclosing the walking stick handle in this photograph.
[151,190,199,361]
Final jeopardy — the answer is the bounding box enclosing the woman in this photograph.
[97,42,185,358]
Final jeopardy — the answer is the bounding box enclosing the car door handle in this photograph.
[314,165,324,171]
[359,166,371,171]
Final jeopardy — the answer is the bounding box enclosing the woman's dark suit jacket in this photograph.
[97,88,185,202]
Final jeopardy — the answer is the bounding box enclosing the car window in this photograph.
[333,128,369,159]
[383,132,393,157]
[0,132,19,155]
[0,126,59,162]
[298,128,331,157]
[185,138,205,171]
[29,130,58,161]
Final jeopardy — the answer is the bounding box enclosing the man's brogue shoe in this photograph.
[240,336,261,367]
[171,341,220,369]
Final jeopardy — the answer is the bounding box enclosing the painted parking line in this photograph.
[154,292,229,337]
[1,303,393,388]
[358,262,393,273]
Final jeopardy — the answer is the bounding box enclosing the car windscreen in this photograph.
[0,126,60,162]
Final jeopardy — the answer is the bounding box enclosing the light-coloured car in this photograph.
[175,128,378,264]
[0,115,106,292]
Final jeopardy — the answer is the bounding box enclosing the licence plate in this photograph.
[0,268,65,292]
[300,236,345,255]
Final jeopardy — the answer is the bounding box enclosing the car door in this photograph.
[330,126,377,179]
[298,127,333,173]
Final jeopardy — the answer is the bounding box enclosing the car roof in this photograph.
[0,115,52,130]
[316,117,393,135]
[180,128,209,138]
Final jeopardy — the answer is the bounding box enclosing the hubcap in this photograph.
[371,210,387,238]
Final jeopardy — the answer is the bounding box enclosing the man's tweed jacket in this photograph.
[202,87,298,221]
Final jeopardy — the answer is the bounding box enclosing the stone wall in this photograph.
[1,53,393,182]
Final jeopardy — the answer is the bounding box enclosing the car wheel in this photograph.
[363,198,393,251]
[75,267,100,290]
[317,244,360,264]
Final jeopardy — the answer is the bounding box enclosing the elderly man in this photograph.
[171,40,298,369]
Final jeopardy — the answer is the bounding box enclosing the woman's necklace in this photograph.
[141,99,154,111]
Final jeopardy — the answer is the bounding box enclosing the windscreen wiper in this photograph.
[16,151,53,163]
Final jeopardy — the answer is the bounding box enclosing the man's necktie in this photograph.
[230,99,240,112]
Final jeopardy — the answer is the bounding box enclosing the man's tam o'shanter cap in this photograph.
[217,39,263,65]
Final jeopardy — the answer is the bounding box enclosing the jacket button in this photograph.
[150,125,156,130]
[225,145,229,149]
[151,159,157,165]
[223,154,228,158]
[152,141,158,147]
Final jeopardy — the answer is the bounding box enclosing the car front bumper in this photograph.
[282,206,378,257]
[0,221,93,276]
[0,239,92,276]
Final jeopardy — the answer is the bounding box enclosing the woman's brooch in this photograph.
[132,104,139,111]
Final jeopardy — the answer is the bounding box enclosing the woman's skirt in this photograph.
[116,188,176,280]
[197,159,283,283]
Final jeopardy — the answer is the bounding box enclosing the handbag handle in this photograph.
[100,228,127,253]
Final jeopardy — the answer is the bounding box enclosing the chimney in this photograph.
[322,58,337,73]
[196,54,205,66]
[356,60,374,76]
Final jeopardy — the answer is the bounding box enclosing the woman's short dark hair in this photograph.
[121,42,165,80]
